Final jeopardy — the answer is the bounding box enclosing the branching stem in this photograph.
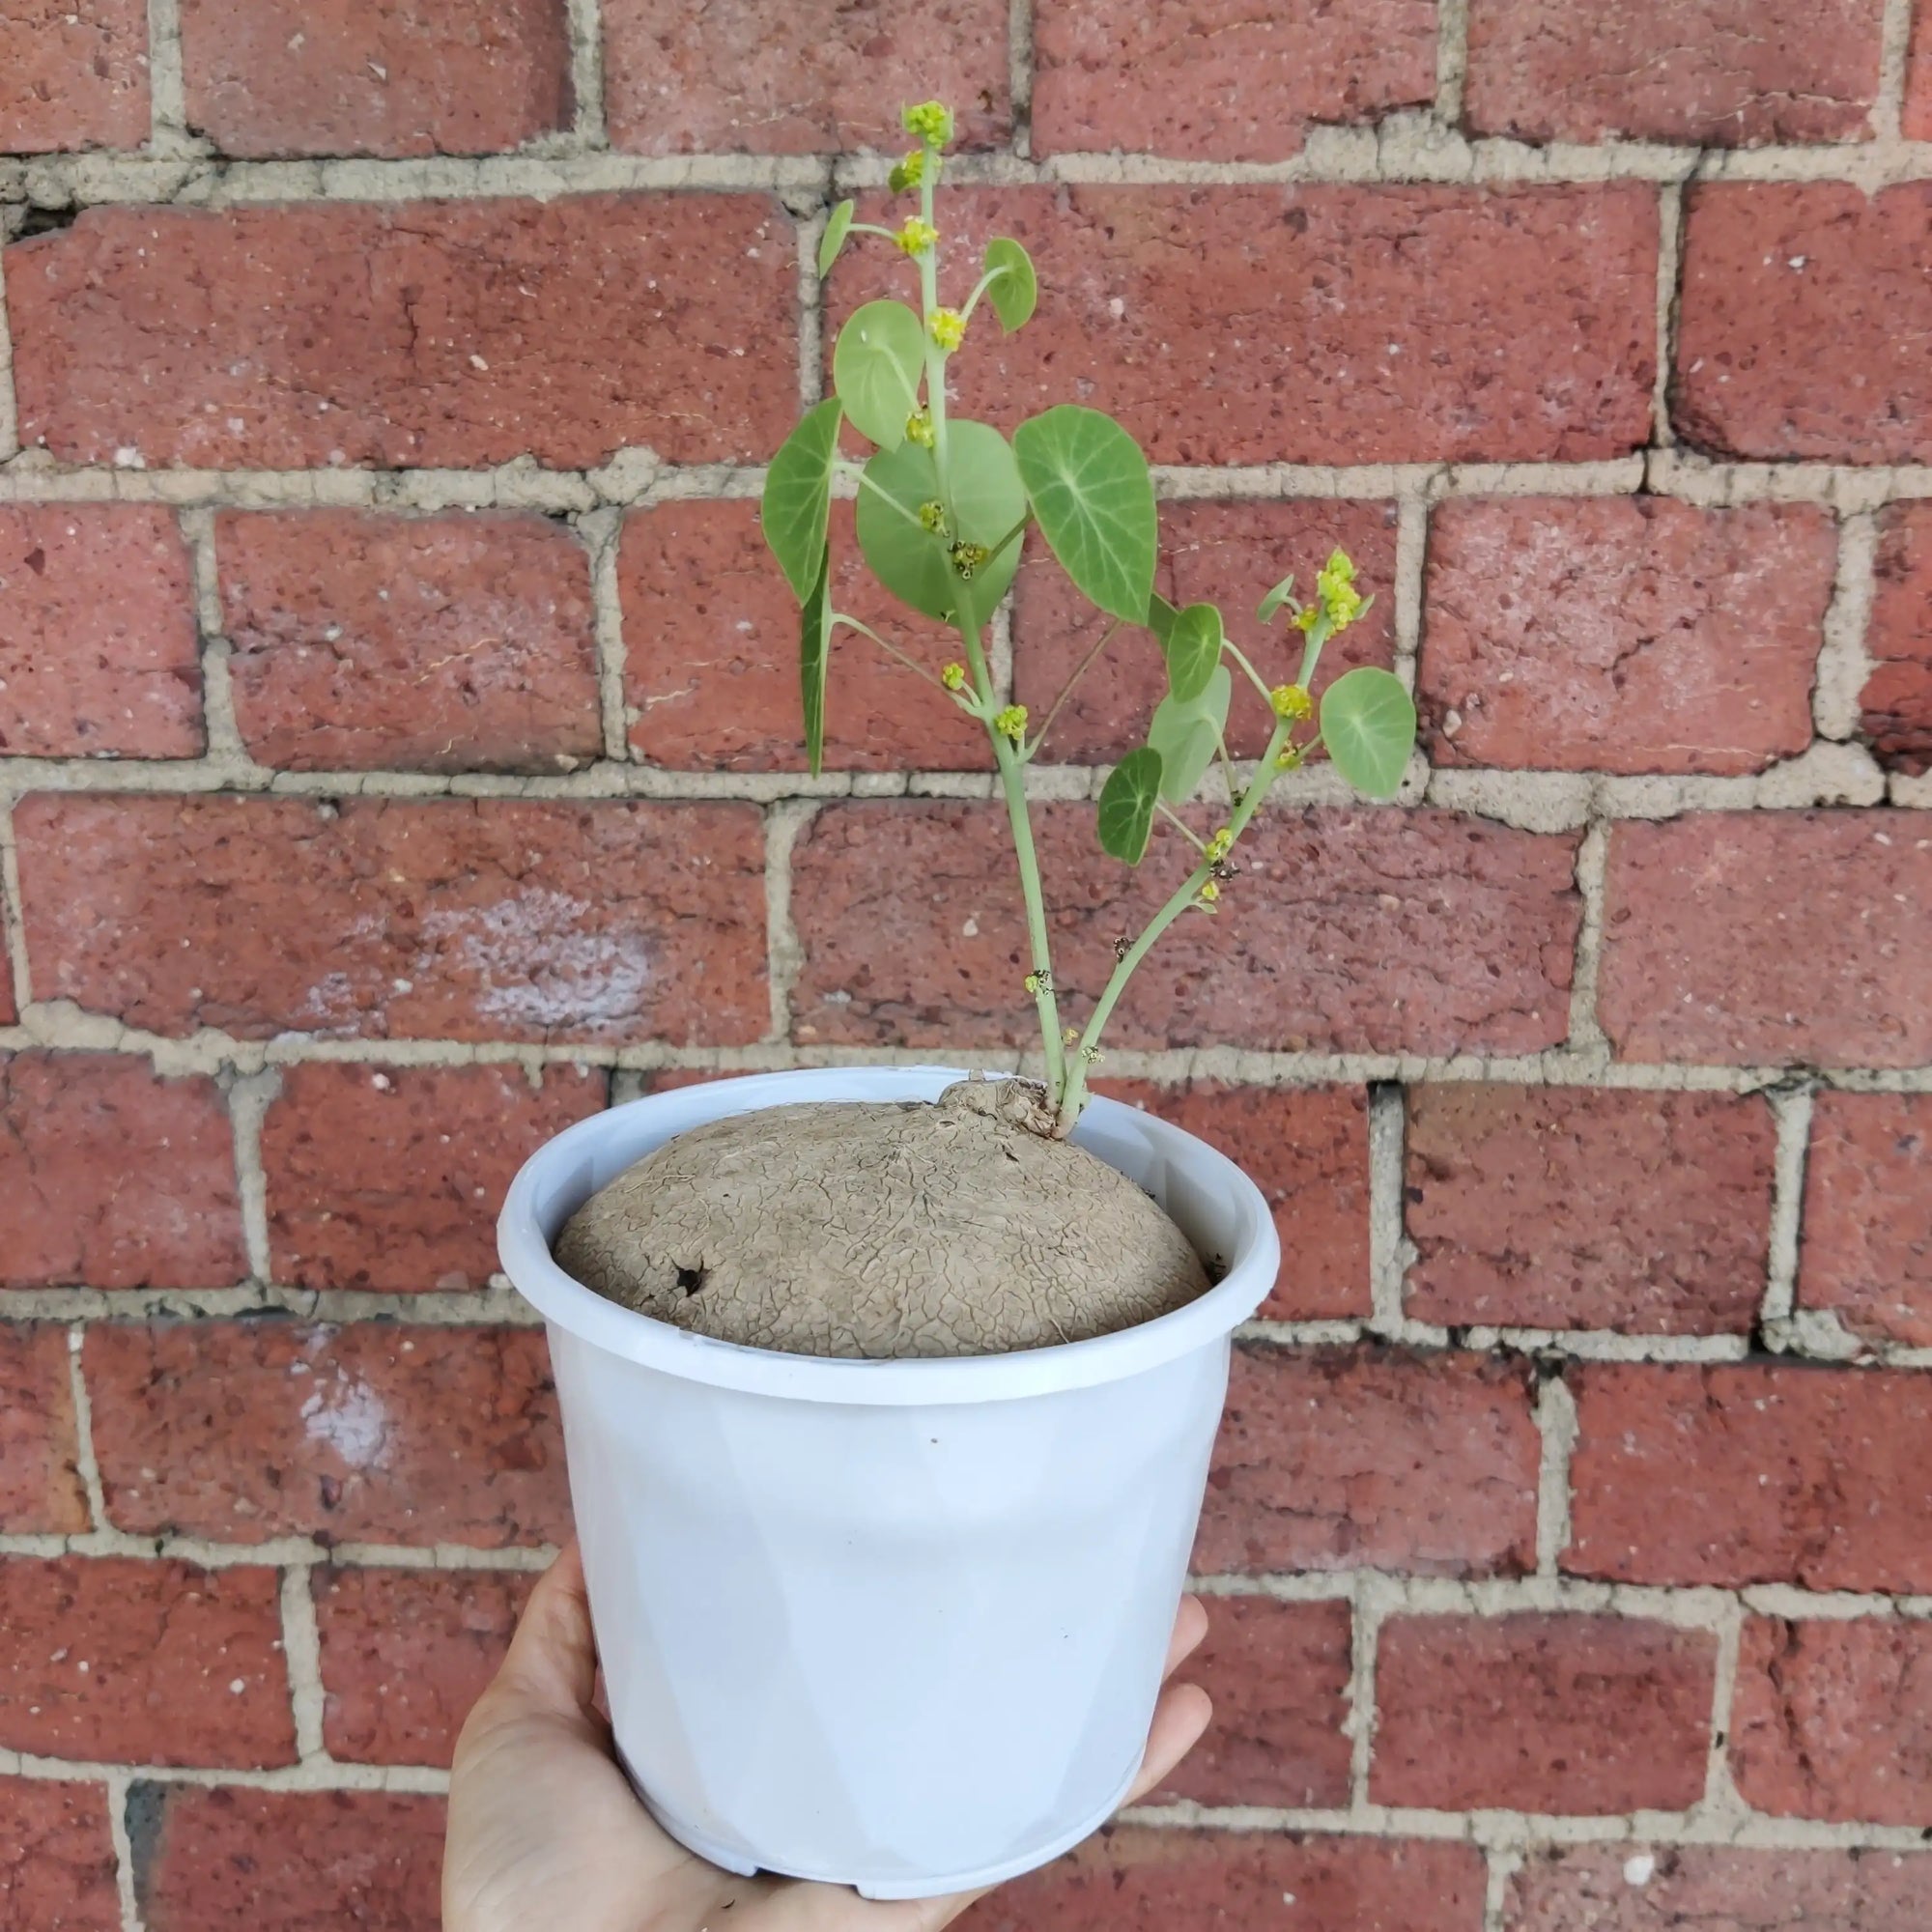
[1027,617,1122,760]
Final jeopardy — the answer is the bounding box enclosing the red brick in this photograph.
[1799,1093,1932,1347]
[1505,1844,1932,1931]
[1015,501,1399,766]
[1910,4,1932,138]
[1197,1348,1540,1577]
[966,1829,1487,1932]
[1675,185,1932,464]
[86,1321,570,1547]
[0,505,202,760]
[620,500,990,772]
[0,1324,88,1533]
[264,1062,603,1293]
[14,795,766,1046]
[1151,1596,1352,1808]
[1100,1082,1371,1321]
[1404,1086,1774,1334]
[6,198,796,469]
[832,186,1657,466]
[0,0,148,152]
[133,1786,444,1932]
[1864,501,1932,776]
[0,1052,246,1291]
[1372,1613,1716,1815]
[792,804,1580,1057]
[1031,0,1435,161]
[1566,1363,1932,1591]
[603,0,1009,155]
[181,0,570,158]
[219,509,600,774]
[1599,812,1932,1069]
[316,1564,533,1766]
[1464,0,1882,145]
[0,1780,120,1932]
[1421,499,1831,776]
[0,1556,293,1767]
[1733,1615,1932,1825]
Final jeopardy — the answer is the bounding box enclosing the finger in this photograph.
[492,1539,600,1718]
[1161,1596,1208,1680]
[1122,1682,1212,1806]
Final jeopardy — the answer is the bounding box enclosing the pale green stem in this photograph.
[957,266,1001,326]
[994,730,1067,1097]
[840,462,924,528]
[1026,616,1122,760]
[832,613,942,689]
[1222,639,1276,704]
[1153,801,1206,850]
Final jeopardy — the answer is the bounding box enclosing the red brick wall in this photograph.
[3,5,1930,1928]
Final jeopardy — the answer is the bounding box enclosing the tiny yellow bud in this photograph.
[904,408,936,448]
[1198,880,1220,903]
[902,100,954,147]
[888,149,925,193]
[993,702,1028,743]
[1270,683,1314,722]
[895,217,938,256]
[1275,743,1304,771]
[1206,826,1234,863]
[1292,604,1320,635]
[949,539,989,579]
[1024,971,1042,995]
[940,662,967,692]
[917,499,947,534]
[928,306,966,352]
[1317,547,1364,630]
[1063,1026,1080,1045]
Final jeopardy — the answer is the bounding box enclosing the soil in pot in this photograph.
[554,1076,1210,1359]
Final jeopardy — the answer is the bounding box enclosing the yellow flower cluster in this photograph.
[1274,743,1304,771]
[1205,827,1234,863]
[888,149,925,193]
[993,703,1028,743]
[949,539,989,578]
[916,499,947,534]
[1269,683,1314,722]
[941,662,967,692]
[895,217,938,256]
[1317,548,1364,630]
[902,100,953,147]
[905,408,935,448]
[1198,880,1220,903]
[928,307,966,351]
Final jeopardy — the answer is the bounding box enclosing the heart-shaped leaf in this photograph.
[1145,588,1179,646]
[760,397,842,603]
[854,420,1026,627]
[1256,572,1296,625]
[1011,405,1156,624]
[982,237,1037,333]
[799,545,834,777]
[833,299,925,451]
[1148,665,1232,803]
[1163,601,1222,706]
[1097,746,1164,865]
[818,200,855,277]
[1321,666,1416,801]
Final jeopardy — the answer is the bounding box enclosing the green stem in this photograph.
[841,463,924,528]
[832,613,942,688]
[1153,801,1206,850]
[957,266,1001,326]
[1026,616,1121,759]
[1222,639,1275,705]
[994,732,1067,1098]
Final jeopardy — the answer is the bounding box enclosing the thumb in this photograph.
[493,1539,601,1719]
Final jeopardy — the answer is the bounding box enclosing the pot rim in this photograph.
[497,1065,1279,1406]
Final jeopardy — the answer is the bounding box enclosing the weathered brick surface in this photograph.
[1599,813,1932,1068]
[1505,1845,1932,1930]
[1420,498,1831,775]
[792,804,1580,1057]
[1099,1082,1371,1320]
[1151,1596,1352,1808]
[621,500,990,772]
[1463,0,1883,145]
[1675,185,1932,464]
[0,1556,294,1766]
[0,1052,246,1292]
[85,1322,571,1547]
[1732,1616,1932,1825]
[14,795,767,1045]
[181,0,572,158]
[132,1787,445,1932]
[1910,5,1932,140]
[1030,0,1435,161]
[1015,501,1399,765]
[0,504,202,759]
[603,0,1009,154]
[262,1062,605,1293]
[1566,1363,1932,1591]
[219,509,601,774]
[315,1564,533,1765]
[1198,1349,1540,1577]
[0,0,148,152]
[1798,1093,1932,1347]
[1372,1613,1717,1815]
[6,199,797,469]
[834,186,1657,465]
[1404,1086,1774,1333]
[1864,501,1932,776]
[0,1324,88,1533]
[965,1829,1488,1932]
[0,1781,121,1932]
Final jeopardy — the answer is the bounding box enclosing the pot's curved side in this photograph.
[497,1066,1281,1897]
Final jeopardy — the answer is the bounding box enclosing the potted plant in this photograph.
[496,97,1414,1900]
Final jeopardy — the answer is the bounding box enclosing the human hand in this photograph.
[443,1541,1212,1932]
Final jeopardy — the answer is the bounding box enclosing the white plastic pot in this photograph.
[497,1065,1278,1900]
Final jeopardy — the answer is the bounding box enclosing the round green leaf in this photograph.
[1256,572,1296,625]
[982,237,1037,333]
[799,545,834,777]
[1163,601,1223,706]
[853,420,1026,627]
[1145,588,1179,646]
[1148,665,1232,804]
[833,300,925,451]
[1011,405,1157,624]
[818,200,855,278]
[1321,666,1416,801]
[1096,747,1164,866]
[760,397,842,603]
